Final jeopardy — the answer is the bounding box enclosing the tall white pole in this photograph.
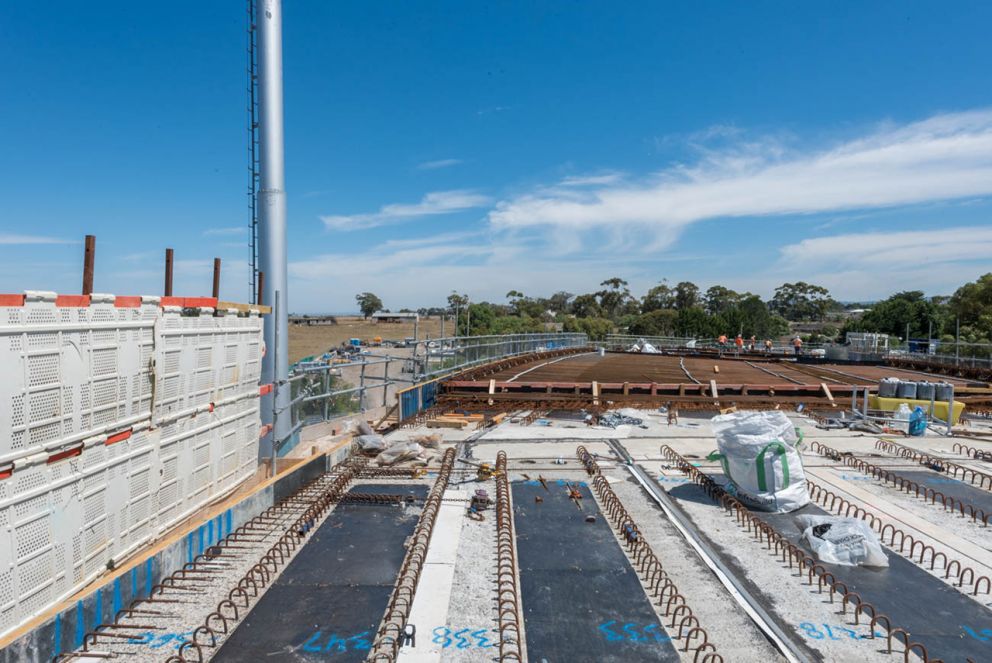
[257,0,289,459]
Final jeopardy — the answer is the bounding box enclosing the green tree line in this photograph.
[355,273,992,347]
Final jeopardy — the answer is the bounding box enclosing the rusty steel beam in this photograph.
[212,258,222,299]
[82,235,95,295]
[164,248,174,297]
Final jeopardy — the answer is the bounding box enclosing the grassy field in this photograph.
[289,316,444,362]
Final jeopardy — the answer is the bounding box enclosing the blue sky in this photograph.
[3,2,992,313]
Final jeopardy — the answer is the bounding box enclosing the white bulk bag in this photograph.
[709,410,810,512]
[796,515,889,567]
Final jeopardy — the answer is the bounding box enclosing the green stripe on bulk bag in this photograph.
[755,440,790,492]
[707,451,734,485]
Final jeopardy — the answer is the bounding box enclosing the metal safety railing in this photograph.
[278,333,588,451]
[604,334,825,355]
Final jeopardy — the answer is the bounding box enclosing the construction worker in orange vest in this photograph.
[792,335,803,356]
[735,334,744,354]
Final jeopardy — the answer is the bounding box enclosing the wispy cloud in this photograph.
[321,190,491,231]
[416,158,463,171]
[559,172,626,187]
[203,227,246,237]
[779,226,992,269]
[489,109,992,250]
[0,234,74,245]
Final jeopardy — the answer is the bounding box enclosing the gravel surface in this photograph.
[605,471,785,663]
[667,480,906,662]
[441,492,500,662]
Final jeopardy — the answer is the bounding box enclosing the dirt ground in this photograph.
[289,316,444,362]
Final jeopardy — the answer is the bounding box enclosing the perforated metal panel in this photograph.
[0,295,262,639]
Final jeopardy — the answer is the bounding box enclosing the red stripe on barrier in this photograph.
[0,294,25,307]
[55,295,90,307]
[47,443,84,464]
[259,383,273,396]
[184,297,218,308]
[160,296,184,307]
[114,296,142,308]
[0,462,13,480]
[105,428,133,446]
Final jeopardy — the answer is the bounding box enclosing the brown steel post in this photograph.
[82,235,95,295]
[257,271,265,306]
[212,258,221,299]
[164,248,174,296]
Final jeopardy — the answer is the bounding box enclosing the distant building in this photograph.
[371,311,419,323]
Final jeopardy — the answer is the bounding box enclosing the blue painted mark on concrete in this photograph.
[197,525,204,556]
[208,519,214,546]
[225,509,232,536]
[145,558,153,596]
[74,602,84,647]
[93,589,103,630]
[963,625,992,642]
[113,577,122,616]
[131,566,138,597]
[186,531,193,564]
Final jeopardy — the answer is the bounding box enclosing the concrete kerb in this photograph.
[0,445,352,663]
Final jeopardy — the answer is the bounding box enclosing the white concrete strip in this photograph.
[506,351,597,382]
[805,466,992,572]
[396,488,469,663]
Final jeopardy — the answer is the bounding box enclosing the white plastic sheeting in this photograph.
[0,292,263,637]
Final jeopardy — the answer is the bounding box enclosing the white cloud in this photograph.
[489,109,992,250]
[320,190,491,231]
[779,226,992,269]
[203,227,246,236]
[559,172,626,187]
[0,234,74,245]
[416,158,463,170]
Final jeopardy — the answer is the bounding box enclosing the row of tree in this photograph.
[358,279,836,340]
[842,273,992,346]
[355,273,992,347]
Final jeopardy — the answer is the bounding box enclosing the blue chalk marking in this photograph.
[131,566,138,597]
[300,631,323,652]
[197,525,204,556]
[186,531,193,564]
[963,625,992,642]
[225,509,232,536]
[208,519,214,546]
[145,558,153,596]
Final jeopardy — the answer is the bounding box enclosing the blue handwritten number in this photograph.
[325,634,348,653]
[598,621,623,641]
[348,631,371,651]
[962,625,992,642]
[300,632,323,652]
[799,623,824,640]
[472,629,494,648]
[642,624,671,643]
[433,626,452,648]
[623,623,645,642]
[453,628,471,649]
